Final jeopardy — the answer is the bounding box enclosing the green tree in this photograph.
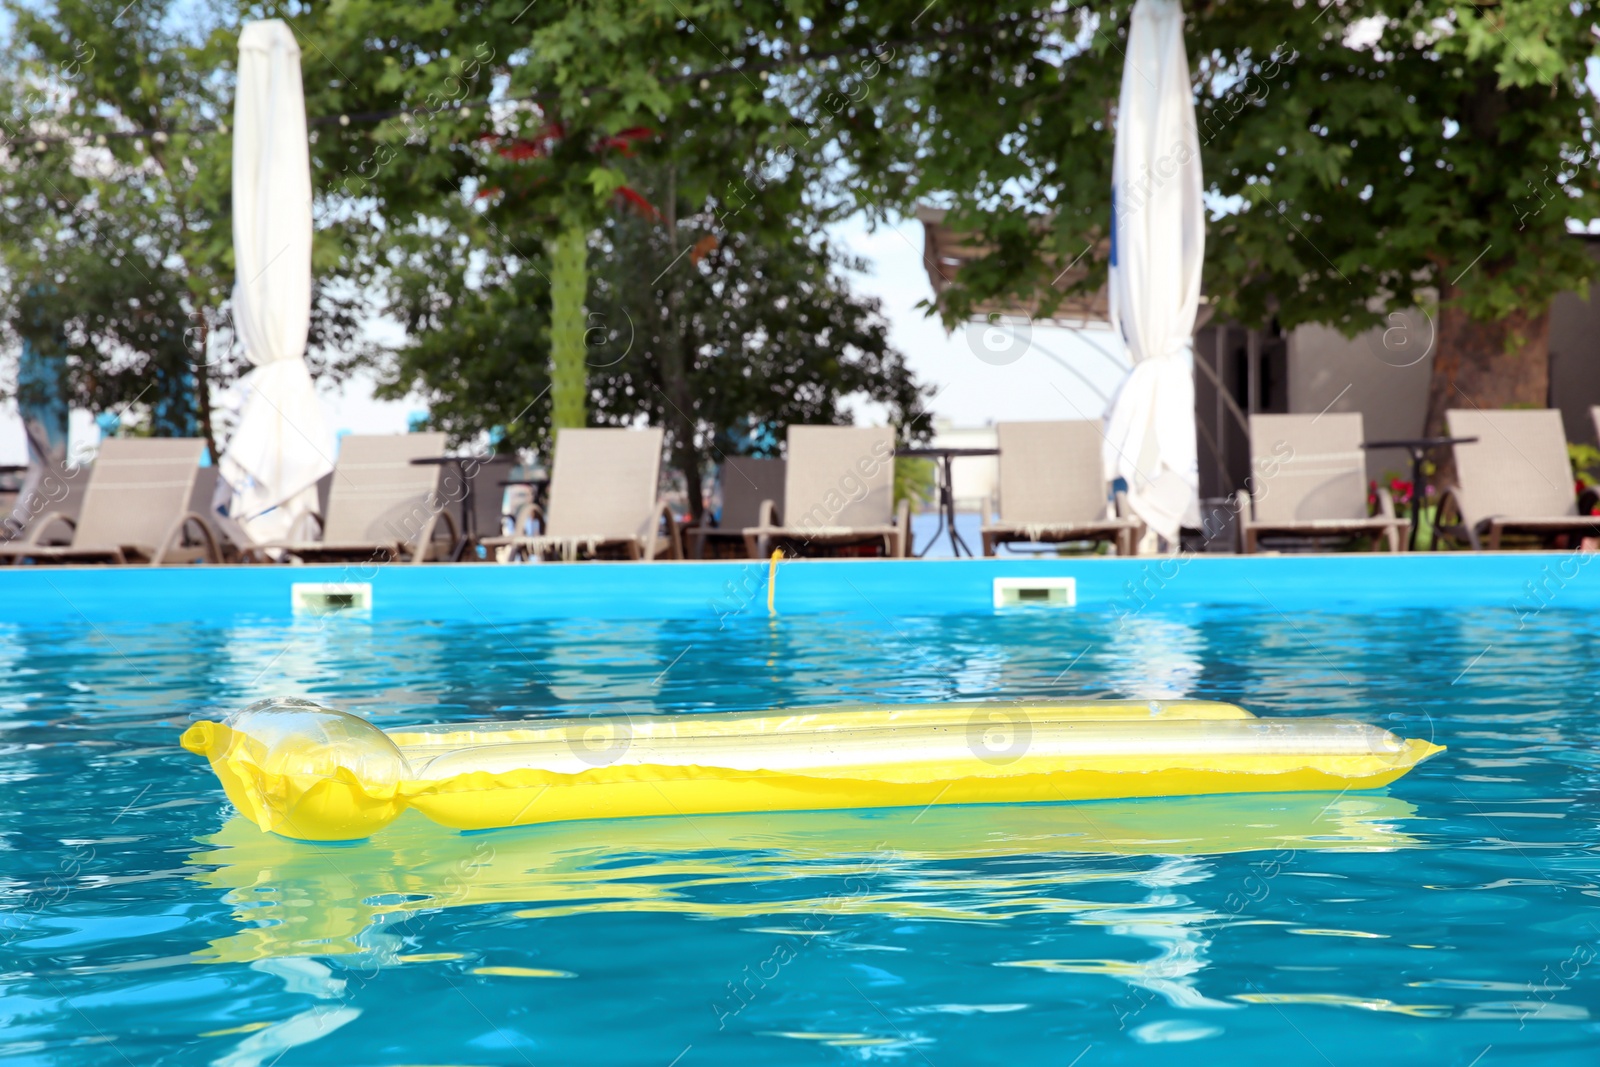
[1179,1,1600,436]
[0,0,236,451]
[371,163,929,513]
[0,0,369,456]
[291,1,787,445]
[367,210,553,451]
[837,1,1600,436]
[290,1,912,512]
[436,1,1598,441]
[585,170,929,498]
[16,1,1591,470]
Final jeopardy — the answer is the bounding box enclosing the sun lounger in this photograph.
[1434,409,1600,550]
[482,428,681,561]
[686,457,786,559]
[243,433,457,563]
[742,426,908,559]
[981,421,1141,556]
[0,437,219,565]
[1236,413,1404,553]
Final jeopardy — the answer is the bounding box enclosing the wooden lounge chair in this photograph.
[686,457,786,559]
[742,426,908,559]
[0,437,220,565]
[1236,413,1404,553]
[1434,409,1600,550]
[482,428,682,561]
[981,421,1142,556]
[244,433,457,564]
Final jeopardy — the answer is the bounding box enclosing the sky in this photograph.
[0,212,1126,465]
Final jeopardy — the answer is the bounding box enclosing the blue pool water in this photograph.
[2,599,1598,1065]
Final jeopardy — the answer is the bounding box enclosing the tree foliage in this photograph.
[290,1,928,512]
[584,175,928,463]
[394,1,1597,408]
[824,0,1599,425]
[0,0,370,454]
[368,199,555,450]
[700,0,1599,342]
[371,162,929,510]
[10,0,1591,467]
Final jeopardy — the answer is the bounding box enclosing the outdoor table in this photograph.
[896,446,999,558]
[1362,436,1478,551]
[409,456,479,561]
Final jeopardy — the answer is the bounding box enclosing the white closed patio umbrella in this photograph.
[219,18,334,545]
[1102,0,1204,549]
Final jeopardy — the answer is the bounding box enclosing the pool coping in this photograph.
[0,551,1591,624]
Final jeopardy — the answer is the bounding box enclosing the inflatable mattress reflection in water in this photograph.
[189,793,1424,963]
[180,697,1444,842]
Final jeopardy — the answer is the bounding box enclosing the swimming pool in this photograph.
[2,559,1598,1064]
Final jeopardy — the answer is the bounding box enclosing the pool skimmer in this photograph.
[291,582,372,615]
[993,577,1077,609]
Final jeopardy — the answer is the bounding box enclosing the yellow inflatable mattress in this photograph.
[181,697,1443,842]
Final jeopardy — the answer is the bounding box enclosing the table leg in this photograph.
[915,512,943,558]
[449,462,475,562]
[915,479,945,559]
[943,456,974,557]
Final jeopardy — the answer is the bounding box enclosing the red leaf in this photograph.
[496,141,544,161]
[614,186,660,220]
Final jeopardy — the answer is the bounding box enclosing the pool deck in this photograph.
[1,552,1592,623]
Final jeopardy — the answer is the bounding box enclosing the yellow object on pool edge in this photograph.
[180,697,1444,842]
